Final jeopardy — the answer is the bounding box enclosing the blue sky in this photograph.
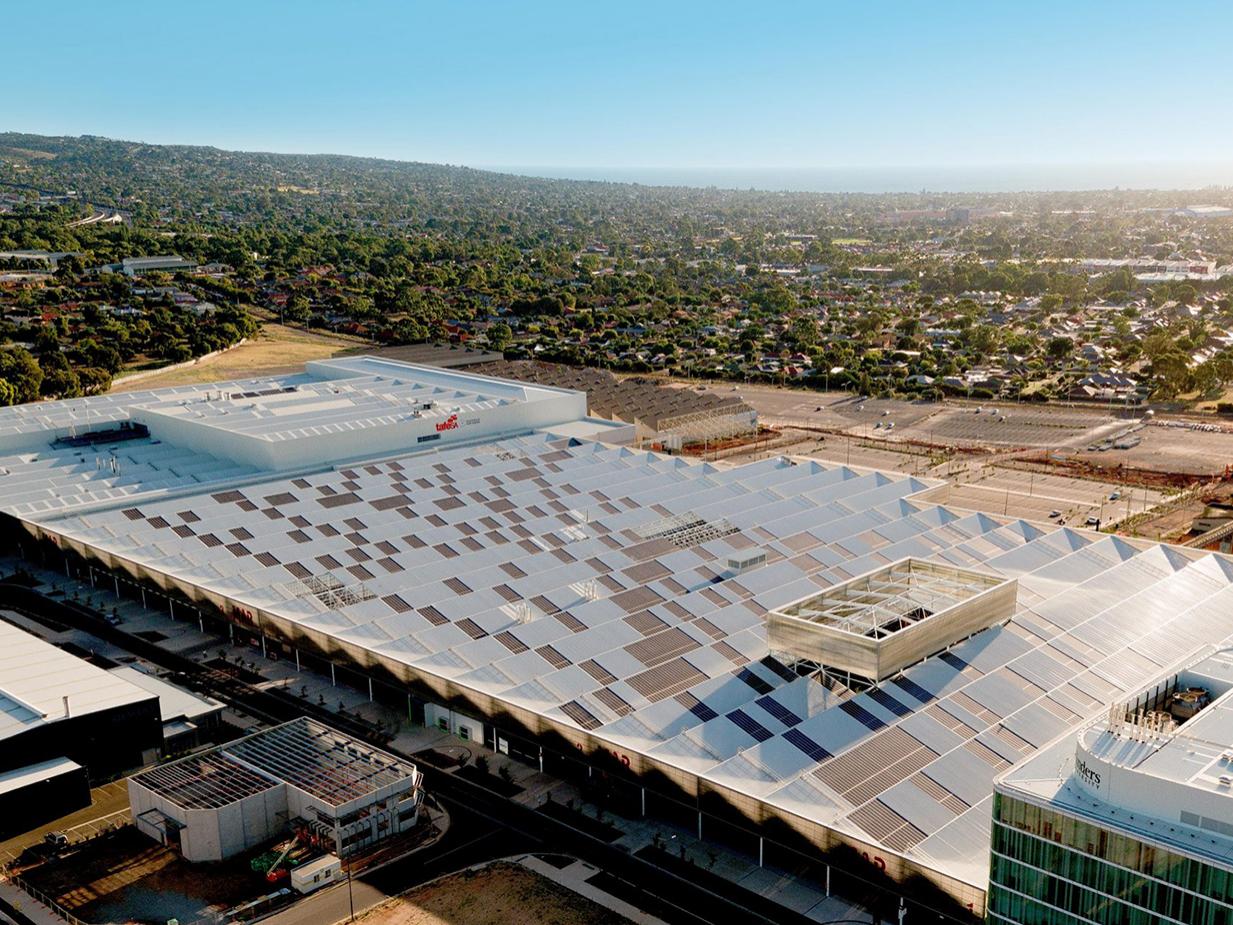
[4,1,1232,171]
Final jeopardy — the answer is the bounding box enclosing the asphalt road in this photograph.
[262,799,539,925]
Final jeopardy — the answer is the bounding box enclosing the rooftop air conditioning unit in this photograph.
[726,550,767,575]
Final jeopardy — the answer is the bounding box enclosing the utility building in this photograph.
[129,717,424,862]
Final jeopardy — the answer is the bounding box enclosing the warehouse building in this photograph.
[0,619,163,835]
[6,358,1233,915]
[129,717,424,862]
[108,666,225,752]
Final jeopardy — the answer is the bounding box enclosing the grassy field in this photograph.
[356,862,631,925]
[110,324,368,392]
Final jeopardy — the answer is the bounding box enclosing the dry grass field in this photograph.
[111,324,365,392]
[355,862,630,925]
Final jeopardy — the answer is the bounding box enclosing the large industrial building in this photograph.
[4,357,1233,915]
[991,646,1233,924]
[0,619,163,835]
[129,717,424,862]
[0,618,163,777]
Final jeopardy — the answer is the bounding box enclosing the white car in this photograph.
[1049,510,1061,519]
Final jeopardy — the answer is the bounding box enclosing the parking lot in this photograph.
[1075,424,1233,477]
[906,406,1124,449]
[0,779,131,868]
[726,384,1132,452]
[945,466,1169,526]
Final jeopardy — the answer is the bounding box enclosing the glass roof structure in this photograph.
[8,360,1233,898]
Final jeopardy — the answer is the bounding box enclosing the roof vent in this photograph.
[502,599,541,625]
[726,550,767,575]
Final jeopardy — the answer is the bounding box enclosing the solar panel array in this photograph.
[131,716,418,810]
[10,367,1233,892]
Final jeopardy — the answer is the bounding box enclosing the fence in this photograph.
[5,874,87,925]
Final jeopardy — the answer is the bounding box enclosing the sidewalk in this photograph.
[0,878,78,925]
[516,854,669,925]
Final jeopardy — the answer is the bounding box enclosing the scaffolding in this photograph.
[634,510,737,548]
[278,574,375,609]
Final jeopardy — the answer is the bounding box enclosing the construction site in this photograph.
[708,382,1233,545]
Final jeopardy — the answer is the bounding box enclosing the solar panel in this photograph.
[736,667,774,695]
[891,677,935,705]
[756,695,802,727]
[760,655,798,683]
[784,728,832,762]
[728,709,774,742]
[868,688,912,717]
[839,699,886,732]
[687,699,718,722]
[939,651,970,672]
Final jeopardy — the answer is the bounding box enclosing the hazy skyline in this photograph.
[6,0,1233,185]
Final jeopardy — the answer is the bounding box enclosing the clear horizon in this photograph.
[6,0,1233,180]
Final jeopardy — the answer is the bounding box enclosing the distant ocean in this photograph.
[490,163,1233,194]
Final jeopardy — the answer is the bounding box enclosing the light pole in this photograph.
[346,852,355,922]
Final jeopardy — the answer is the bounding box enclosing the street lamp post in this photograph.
[346,852,355,922]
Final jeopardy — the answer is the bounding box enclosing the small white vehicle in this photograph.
[1049,510,1061,519]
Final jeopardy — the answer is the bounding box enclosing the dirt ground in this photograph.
[22,827,261,923]
[1074,425,1233,477]
[356,862,630,925]
[110,324,365,392]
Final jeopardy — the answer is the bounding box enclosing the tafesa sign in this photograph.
[434,413,479,433]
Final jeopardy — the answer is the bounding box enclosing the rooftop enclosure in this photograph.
[768,559,1017,683]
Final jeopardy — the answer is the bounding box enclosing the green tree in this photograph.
[0,348,44,403]
[486,322,513,350]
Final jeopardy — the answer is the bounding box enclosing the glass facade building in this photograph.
[988,792,1233,925]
